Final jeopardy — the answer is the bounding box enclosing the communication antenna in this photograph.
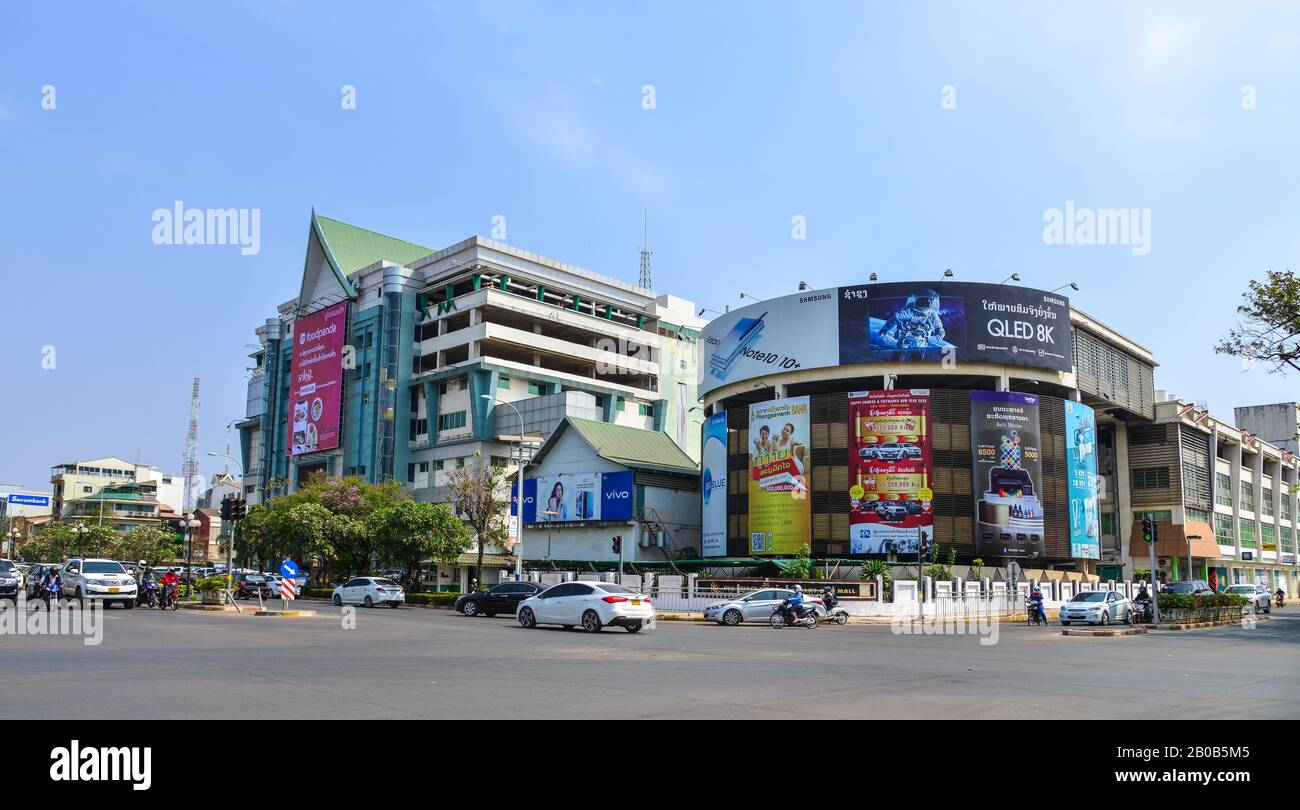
[181,375,200,512]
[638,209,653,290]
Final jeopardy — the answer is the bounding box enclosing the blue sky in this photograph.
[2,1,1299,490]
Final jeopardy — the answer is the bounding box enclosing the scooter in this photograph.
[158,581,179,611]
[1131,599,1153,624]
[814,598,850,625]
[1276,592,1286,609]
[770,601,819,629]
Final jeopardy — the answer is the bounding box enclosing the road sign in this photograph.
[280,559,299,578]
[279,577,298,601]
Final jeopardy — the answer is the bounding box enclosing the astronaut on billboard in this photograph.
[877,289,947,349]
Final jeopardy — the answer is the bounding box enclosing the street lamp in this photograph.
[939,268,954,282]
[739,292,762,303]
[1001,273,1021,284]
[182,512,201,589]
[7,529,19,558]
[73,524,88,558]
[1051,282,1080,293]
[481,395,526,581]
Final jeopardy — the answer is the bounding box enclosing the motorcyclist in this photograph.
[159,569,181,608]
[137,561,158,607]
[1028,586,1046,624]
[1133,583,1152,621]
[784,585,806,625]
[42,568,61,609]
[1276,587,1286,607]
[821,586,839,611]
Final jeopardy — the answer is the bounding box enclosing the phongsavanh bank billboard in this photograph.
[698,282,1070,396]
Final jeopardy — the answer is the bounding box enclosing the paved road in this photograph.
[2,604,1297,719]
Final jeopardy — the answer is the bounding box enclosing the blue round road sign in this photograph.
[280,559,300,578]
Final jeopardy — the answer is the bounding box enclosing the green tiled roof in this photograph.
[564,417,698,474]
[315,215,436,276]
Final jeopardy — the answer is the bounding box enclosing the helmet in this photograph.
[138,560,147,566]
[794,584,803,592]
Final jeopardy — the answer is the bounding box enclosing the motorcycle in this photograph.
[158,581,179,611]
[1025,599,1047,626]
[1131,599,1153,624]
[140,579,158,608]
[814,597,850,625]
[1276,592,1286,609]
[770,601,819,629]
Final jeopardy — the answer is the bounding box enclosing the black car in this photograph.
[233,572,275,600]
[455,581,546,617]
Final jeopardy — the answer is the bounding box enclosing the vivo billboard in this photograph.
[287,302,347,457]
[515,471,635,523]
[698,282,1070,396]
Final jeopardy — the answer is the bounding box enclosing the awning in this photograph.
[1131,519,1219,559]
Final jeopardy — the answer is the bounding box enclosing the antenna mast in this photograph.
[638,209,653,290]
[182,375,200,513]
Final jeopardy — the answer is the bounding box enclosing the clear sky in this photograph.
[2,1,1299,491]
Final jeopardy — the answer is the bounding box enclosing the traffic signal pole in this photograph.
[1145,514,1160,624]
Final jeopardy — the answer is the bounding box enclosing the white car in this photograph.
[517,581,654,633]
[1059,589,1133,626]
[1226,584,1271,614]
[61,558,138,609]
[331,577,405,608]
[703,588,823,626]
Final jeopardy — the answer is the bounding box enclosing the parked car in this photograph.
[1225,583,1271,614]
[703,588,823,626]
[0,559,20,603]
[456,581,546,617]
[1162,580,1214,597]
[517,581,654,633]
[61,558,138,608]
[331,577,406,608]
[1059,590,1133,626]
[232,572,275,600]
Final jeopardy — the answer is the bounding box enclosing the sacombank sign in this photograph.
[697,282,1071,396]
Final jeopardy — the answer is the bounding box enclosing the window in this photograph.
[434,460,445,471]
[1239,519,1257,549]
[1186,507,1210,524]
[409,418,428,436]
[1283,493,1293,522]
[438,411,467,431]
[638,403,654,417]
[1242,481,1255,512]
[1263,487,1275,517]
[1131,467,1170,490]
[1215,473,1232,506]
[1100,512,1116,535]
[1282,527,1295,553]
[528,382,543,396]
[1215,513,1235,545]
[593,394,606,409]
[498,375,511,390]
[1262,523,1277,550]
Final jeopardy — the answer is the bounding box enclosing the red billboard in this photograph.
[848,390,933,555]
[287,302,347,456]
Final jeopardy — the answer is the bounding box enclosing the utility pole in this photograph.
[182,376,201,513]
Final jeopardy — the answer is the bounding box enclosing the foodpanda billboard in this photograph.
[698,282,1071,396]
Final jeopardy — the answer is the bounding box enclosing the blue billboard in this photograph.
[512,471,634,523]
[7,493,50,507]
[1063,400,1100,559]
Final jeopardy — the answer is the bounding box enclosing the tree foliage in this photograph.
[17,522,174,564]
[369,500,472,589]
[1215,269,1300,374]
[446,458,511,588]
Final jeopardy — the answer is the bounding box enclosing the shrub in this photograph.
[300,587,335,600]
[407,592,461,607]
[195,575,226,594]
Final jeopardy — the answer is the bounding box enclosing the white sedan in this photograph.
[1059,590,1133,626]
[331,577,405,608]
[517,581,654,633]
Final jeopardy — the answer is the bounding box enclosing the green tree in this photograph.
[446,458,510,589]
[369,500,472,589]
[860,558,894,602]
[1215,269,1300,373]
[113,525,177,565]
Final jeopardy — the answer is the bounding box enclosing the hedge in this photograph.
[1156,592,1248,622]
[407,592,461,606]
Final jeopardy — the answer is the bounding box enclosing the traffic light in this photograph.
[220,495,233,522]
[1142,516,1155,544]
[232,498,247,521]
[612,535,622,555]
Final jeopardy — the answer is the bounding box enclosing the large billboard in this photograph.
[287,302,348,456]
[848,391,934,555]
[1064,400,1100,559]
[701,413,729,557]
[971,391,1045,559]
[517,471,634,523]
[697,282,1070,396]
[747,396,812,555]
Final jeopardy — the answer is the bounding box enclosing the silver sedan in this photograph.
[704,588,821,626]
[1059,590,1133,626]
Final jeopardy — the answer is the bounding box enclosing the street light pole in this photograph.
[481,395,526,581]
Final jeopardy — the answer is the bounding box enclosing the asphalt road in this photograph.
[2,603,1298,719]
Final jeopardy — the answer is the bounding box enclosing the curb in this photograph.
[1146,615,1268,631]
[1061,626,1146,637]
[179,602,241,613]
[253,609,318,618]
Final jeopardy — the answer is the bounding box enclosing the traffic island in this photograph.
[1145,615,1269,631]
[1060,626,1146,637]
[253,609,318,618]
[179,601,242,613]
